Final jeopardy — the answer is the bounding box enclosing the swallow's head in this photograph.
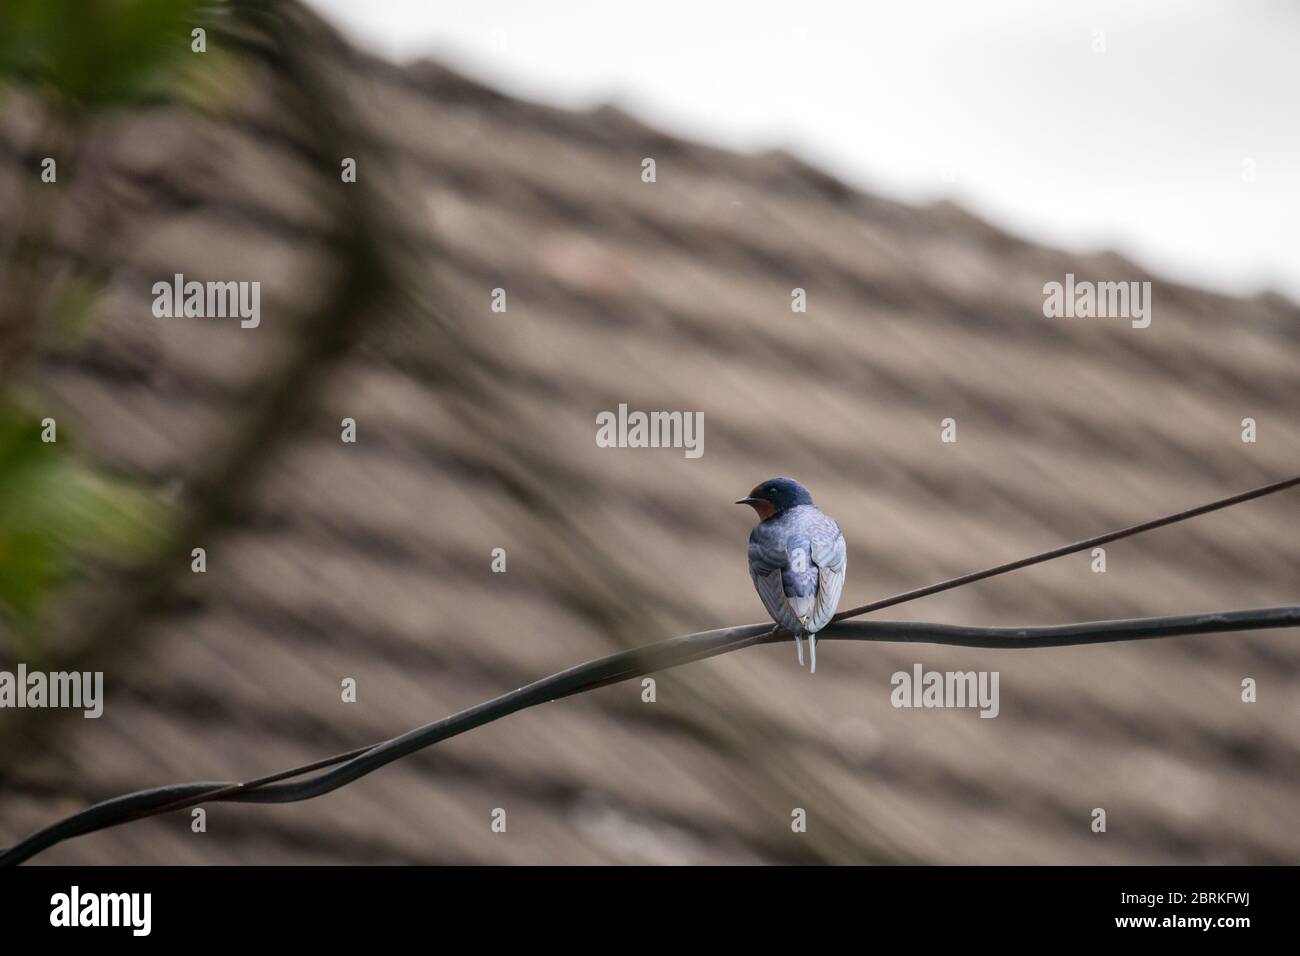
[735,477,813,521]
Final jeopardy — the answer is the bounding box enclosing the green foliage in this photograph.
[0,2,208,643]
[0,405,164,628]
[0,0,209,108]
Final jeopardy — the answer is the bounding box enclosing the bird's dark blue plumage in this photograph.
[735,477,847,673]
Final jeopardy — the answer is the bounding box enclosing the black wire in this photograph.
[3,605,1298,865]
[835,474,1300,620]
[3,473,1297,863]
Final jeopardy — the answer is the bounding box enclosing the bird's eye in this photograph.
[765,487,775,494]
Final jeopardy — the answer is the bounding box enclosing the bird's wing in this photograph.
[748,537,802,631]
[750,564,799,630]
[809,526,847,633]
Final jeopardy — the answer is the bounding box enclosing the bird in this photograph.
[736,477,847,673]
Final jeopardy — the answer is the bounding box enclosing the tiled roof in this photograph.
[1,4,1297,864]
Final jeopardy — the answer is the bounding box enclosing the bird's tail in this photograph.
[797,614,816,674]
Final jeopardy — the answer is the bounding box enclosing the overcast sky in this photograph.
[307,0,1300,302]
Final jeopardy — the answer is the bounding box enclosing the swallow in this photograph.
[736,477,847,673]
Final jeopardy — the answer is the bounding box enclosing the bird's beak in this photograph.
[735,497,760,506]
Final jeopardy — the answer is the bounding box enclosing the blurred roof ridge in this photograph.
[392,55,1297,315]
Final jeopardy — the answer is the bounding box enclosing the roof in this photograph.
[1,3,1298,864]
